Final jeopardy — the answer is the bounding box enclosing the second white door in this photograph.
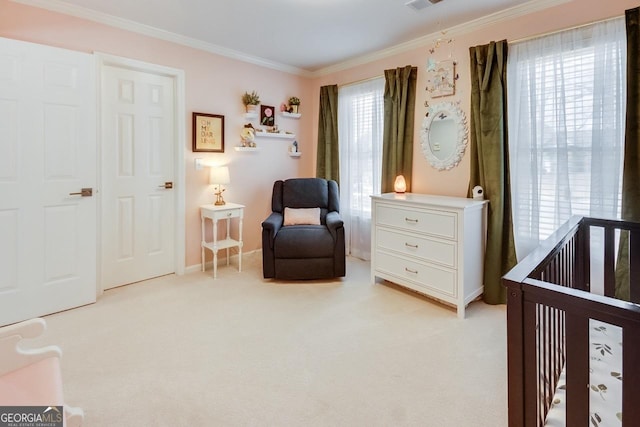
[101,65,176,289]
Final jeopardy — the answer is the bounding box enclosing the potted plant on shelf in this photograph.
[242,91,260,113]
[288,96,301,114]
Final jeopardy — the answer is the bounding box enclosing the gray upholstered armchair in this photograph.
[262,178,346,280]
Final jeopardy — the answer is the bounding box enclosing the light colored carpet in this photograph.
[30,253,507,427]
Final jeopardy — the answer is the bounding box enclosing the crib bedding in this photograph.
[545,319,623,426]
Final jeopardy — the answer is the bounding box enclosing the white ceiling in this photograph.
[18,0,563,74]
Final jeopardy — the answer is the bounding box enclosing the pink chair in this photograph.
[0,318,83,427]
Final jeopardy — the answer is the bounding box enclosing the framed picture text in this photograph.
[193,112,224,152]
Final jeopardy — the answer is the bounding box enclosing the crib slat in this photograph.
[506,284,526,427]
[623,325,640,424]
[565,314,589,426]
[630,230,640,304]
[542,305,549,417]
[577,223,590,291]
[561,245,567,286]
[551,308,557,402]
[523,300,539,427]
[569,236,575,288]
[604,227,615,298]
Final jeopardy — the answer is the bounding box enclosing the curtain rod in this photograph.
[510,14,623,45]
[338,75,384,88]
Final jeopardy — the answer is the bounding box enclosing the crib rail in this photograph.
[504,216,640,426]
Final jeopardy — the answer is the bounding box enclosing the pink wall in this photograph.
[2,0,637,269]
[310,0,637,197]
[0,0,316,268]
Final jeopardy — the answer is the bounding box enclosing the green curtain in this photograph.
[382,66,417,193]
[468,40,517,304]
[615,7,640,301]
[316,84,340,184]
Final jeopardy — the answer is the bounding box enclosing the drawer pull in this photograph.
[405,217,418,223]
[405,267,418,274]
[405,243,418,249]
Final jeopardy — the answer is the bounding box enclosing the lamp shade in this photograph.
[210,166,230,185]
[394,175,407,193]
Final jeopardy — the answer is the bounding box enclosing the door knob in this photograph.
[69,188,93,197]
[158,182,173,189]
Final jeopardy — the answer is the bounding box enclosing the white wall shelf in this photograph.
[280,112,301,119]
[255,132,295,140]
[288,152,302,157]
[243,112,258,121]
[234,146,259,152]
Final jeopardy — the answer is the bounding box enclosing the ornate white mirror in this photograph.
[420,102,468,170]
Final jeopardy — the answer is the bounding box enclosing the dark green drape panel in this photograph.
[615,7,640,301]
[468,40,517,305]
[382,66,417,193]
[316,85,340,184]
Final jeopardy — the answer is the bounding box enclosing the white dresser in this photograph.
[370,193,488,318]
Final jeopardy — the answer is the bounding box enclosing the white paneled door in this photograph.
[0,38,97,326]
[101,64,175,289]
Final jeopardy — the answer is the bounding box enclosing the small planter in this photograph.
[290,104,299,114]
[246,104,258,113]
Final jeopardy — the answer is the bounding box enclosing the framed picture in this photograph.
[426,59,456,98]
[192,112,224,152]
[260,105,275,127]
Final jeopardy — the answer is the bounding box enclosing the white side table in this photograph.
[200,203,244,279]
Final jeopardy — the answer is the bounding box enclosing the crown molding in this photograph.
[310,0,572,77]
[12,0,570,78]
[11,0,313,77]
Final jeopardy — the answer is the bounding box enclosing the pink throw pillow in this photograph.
[284,207,321,226]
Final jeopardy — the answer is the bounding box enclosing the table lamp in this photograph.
[210,166,230,205]
[394,175,407,193]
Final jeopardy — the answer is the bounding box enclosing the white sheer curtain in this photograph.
[338,78,384,260]
[507,18,626,260]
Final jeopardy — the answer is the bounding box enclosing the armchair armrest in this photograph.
[325,211,344,241]
[0,318,61,376]
[0,318,85,426]
[261,212,283,248]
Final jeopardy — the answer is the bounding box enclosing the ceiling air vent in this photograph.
[404,0,428,11]
[405,0,442,12]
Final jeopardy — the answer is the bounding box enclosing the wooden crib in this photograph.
[503,216,640,426]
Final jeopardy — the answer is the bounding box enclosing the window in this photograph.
[507,18,626,260]
[338,77,385,260]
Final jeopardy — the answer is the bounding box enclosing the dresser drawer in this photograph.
[376,251,456,297]
[377,228,456,268]
[375,203,456,240]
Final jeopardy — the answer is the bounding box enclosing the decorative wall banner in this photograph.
[425,59,457,98]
